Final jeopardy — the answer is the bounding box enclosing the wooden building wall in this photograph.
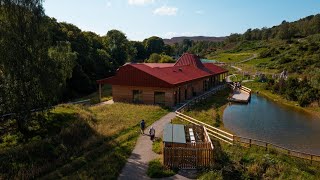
[112,85,175,107]
[111,73,227,107]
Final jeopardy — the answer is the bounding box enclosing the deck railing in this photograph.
[229,83,251,94]
[175,84,320,163]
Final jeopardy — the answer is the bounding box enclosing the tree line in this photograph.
[0,0,176,136]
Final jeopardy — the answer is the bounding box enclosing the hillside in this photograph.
[163,36,226,45]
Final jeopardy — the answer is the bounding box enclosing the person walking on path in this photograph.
[140,120,145,134]
[149,126,155,141]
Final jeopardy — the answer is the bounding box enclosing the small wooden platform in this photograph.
[228,85,252,103]
[229,91,250,103]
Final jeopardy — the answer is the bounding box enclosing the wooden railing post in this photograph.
[99,83,102,102]
[232,135,235,145]
[265,143,268,151]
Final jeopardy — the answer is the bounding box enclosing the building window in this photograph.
[133,90,143,103]
[154,92,165,106]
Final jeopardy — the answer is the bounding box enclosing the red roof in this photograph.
[97,53,228,88]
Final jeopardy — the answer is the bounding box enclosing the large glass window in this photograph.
[133,90,143,103]
[154,92,165,106]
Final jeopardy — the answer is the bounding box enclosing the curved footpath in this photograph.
[118,112,190,180]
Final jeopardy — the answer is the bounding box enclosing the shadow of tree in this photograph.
[0,109,142,179]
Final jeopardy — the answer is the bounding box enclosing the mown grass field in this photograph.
[0,103,168,179]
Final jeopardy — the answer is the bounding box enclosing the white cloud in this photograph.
[106,1,112,8]
[195,10,204,14]
[153,6,178,16]
[128,0,154,6]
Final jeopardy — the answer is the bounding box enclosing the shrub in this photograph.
[147,159,176,178]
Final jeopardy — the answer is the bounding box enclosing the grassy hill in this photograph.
[0,103,168,179]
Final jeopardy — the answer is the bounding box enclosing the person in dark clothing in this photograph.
[140,120,145,134]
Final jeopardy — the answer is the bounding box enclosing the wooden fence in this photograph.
[163,142,214,169]
[233,136,320,164]
[175,84,320,164]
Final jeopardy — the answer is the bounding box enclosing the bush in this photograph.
[147,159,176,178]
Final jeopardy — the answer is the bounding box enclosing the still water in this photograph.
[223,94,320,154]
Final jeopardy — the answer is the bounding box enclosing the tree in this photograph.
[131,41,146,62]
[163,44,174,56]
[0,0,76,137]
[103,30,130,67]
[143,36,165,57]
[146,53,161,63]
[181,39,193,52]
[243,28,252,40]
[146,53,175,63]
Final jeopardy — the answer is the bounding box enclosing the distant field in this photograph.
[208,52,254,63]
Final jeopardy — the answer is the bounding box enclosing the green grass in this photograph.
[147,159,176,178]
[199,141,320,179]
[172,90,231,128]
[152,138,162,154]
[229,74,251,82]
[0,103,168,179]
[208,52,254,63]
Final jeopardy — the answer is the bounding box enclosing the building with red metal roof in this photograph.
[97,53,228,106]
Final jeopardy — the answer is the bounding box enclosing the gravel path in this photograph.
[118,112,190,180]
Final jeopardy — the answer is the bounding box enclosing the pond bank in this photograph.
[243,81,320,119]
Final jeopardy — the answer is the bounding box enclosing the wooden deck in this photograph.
[228,85,252,103]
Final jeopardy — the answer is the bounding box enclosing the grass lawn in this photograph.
[0,103,168,179]
[199,141,320,179]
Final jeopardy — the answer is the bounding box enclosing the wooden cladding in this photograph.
[111,73,227,107]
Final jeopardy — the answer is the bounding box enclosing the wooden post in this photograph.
[265,143,268,151]
[311,155,313,164]
[99,83,102,102]
[232,135,235,145]
[288,150,290,155]
[249,139,252,147]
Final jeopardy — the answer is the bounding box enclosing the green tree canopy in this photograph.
[143,36,165,57]
[0,0,77,136]
[103,29,130,66]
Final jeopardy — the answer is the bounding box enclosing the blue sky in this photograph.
[43,0,320,41]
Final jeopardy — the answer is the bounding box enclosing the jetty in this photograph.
[228,84,252,103]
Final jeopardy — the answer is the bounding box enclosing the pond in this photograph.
[223,94,320,155]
